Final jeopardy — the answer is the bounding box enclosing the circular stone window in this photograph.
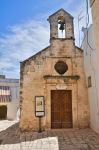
[54,61,68,75]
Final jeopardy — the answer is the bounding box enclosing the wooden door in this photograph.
[0,105,7,120]
[51,90,72,129]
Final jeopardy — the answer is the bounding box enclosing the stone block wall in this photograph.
[20,44,89,131]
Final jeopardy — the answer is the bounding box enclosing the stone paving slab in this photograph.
[0,121,99,149]
[0,120,18,132]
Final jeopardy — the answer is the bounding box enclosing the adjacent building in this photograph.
[20,9,89,131]
[0,75,20,120]
[90,0,99,66]
[80,0,99,134]
[81,24,99,133]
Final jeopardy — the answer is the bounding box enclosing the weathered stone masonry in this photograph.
[20,9,90,131]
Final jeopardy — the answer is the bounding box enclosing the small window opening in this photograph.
[88,76,92,88]
[58,16,65,38]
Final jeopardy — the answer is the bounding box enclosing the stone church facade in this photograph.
[20,9,89,131]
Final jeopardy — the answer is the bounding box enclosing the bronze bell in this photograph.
[59,23,65,31]
[58,20,65,31]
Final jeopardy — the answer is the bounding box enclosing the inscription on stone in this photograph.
[56,84,67,89]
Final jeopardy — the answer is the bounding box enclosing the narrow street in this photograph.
[0,120,99,150]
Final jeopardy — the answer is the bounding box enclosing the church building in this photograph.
[20,9,89,131]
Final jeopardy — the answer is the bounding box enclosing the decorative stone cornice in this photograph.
[43,75,80,80]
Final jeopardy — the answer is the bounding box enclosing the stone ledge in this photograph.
[43,75,80,80]
[50,37,75,41]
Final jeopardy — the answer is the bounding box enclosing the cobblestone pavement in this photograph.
[0,121,99,150]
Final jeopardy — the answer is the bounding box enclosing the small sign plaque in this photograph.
[56,84,67,90]
[35,96,45,117]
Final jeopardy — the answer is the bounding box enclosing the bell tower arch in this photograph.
[48,8,74,41]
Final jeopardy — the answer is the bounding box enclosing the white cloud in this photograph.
[0,19,50,78]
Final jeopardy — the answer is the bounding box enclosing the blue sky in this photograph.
[0,0,90,78]
[0,0,84,33]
